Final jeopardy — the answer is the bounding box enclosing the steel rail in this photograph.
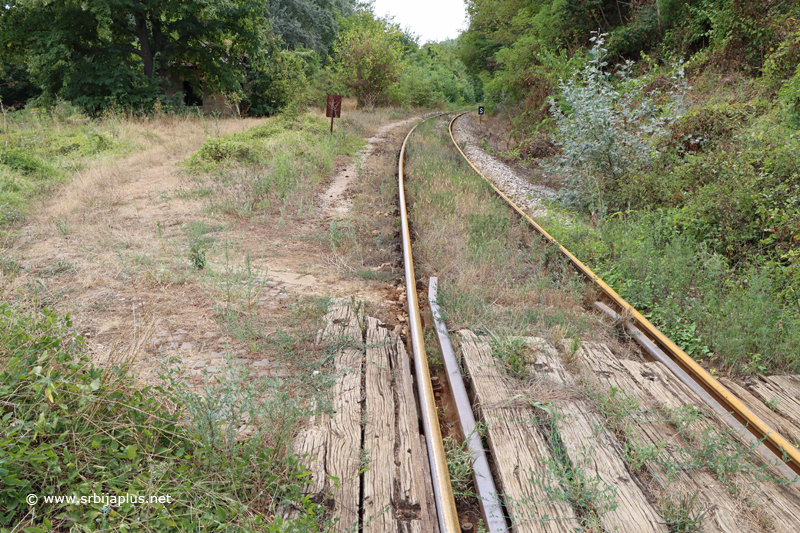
[399,116,461,533]
[448,112,800,478]
[429,277,509,533]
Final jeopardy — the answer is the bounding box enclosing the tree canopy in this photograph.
[267,0,355,58]
[0,0,277,114]
[333,6,408,106]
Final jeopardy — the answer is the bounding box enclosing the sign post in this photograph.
[478,105,485,126]
[326,94,342,133]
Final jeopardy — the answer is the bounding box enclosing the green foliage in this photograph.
[659,492,705,533]
[267,0,356,58]
[0,303,331,531]
[547,208,800,374]
[0,106,120,228]
[189,242,208,269]
[0,63,41,108]
[442,435,475,500]
[779,65,800,127]
[0,0,278,115]
[243,49,312,117]
[546,35,686,215]
[400,42,476,107]
[333,6,407,107]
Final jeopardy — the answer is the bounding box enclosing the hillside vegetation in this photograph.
[462,0,800,374]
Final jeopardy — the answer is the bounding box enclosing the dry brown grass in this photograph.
[1,106,427,392]
[404,119,598,342]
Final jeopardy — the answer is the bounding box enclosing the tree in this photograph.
[0,0,277,114]
[334,6,407,107]
[267,0,356,58]
[0,64,41,108]
[401,42,476,107]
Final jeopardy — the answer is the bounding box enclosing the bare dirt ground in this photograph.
[320,115,420,219]
[2,113,417,388]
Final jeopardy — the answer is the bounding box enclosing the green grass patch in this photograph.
[185,113,363,218]
[405,120,591,342]
[0,106,125,228]
[544,207,800,374]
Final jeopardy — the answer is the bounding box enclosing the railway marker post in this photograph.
[478,105,484,125]
[326,94,342,133]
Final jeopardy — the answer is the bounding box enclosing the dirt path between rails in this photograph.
[320,116,420,220]
[2,114,419,388]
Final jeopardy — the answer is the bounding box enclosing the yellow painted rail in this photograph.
[448,112,800,478]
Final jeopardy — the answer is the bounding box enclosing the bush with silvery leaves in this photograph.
[546,34,687,216]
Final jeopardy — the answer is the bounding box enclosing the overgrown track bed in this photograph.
[449,111,800,481]
[395,112,800,533]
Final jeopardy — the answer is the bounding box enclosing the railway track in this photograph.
[395,113,800,532]
[291,112,800,533]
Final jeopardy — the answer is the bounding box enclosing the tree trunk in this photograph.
[150,15,168,91]
[132,2,154,78]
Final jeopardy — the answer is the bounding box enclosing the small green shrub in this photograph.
[1,149,56,177]
[546,34,686,215]
[189,242,207,269]
[0,304,330,531]
[489,332,530,379]
[659,492,704,533]
[192,137,255,164]
[668,103,758,151]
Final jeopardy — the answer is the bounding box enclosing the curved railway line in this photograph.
[399,113,800,532]
[292,112,800,533]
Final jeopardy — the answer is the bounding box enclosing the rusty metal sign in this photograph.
[326,94,342,118]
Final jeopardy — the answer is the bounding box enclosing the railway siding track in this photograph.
[447,111,800,481]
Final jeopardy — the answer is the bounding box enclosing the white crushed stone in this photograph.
[452,114,556,221]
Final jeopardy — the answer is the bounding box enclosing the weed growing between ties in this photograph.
[489,331,530,379]
[573,359,790,532]
[535,413,619,532]
[0,304,335,532]
[443,435,475,501]
[404,119,595,346]
[658,492,705,533]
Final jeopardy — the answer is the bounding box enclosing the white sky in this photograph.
[371,0,468,44]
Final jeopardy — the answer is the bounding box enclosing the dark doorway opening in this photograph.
[183,81,203,107]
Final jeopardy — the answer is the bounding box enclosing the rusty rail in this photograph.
[399,116,461,533]
[448,111,800,480]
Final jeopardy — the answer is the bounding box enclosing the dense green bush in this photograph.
[243,50,311,117]
[400,43,475,108]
